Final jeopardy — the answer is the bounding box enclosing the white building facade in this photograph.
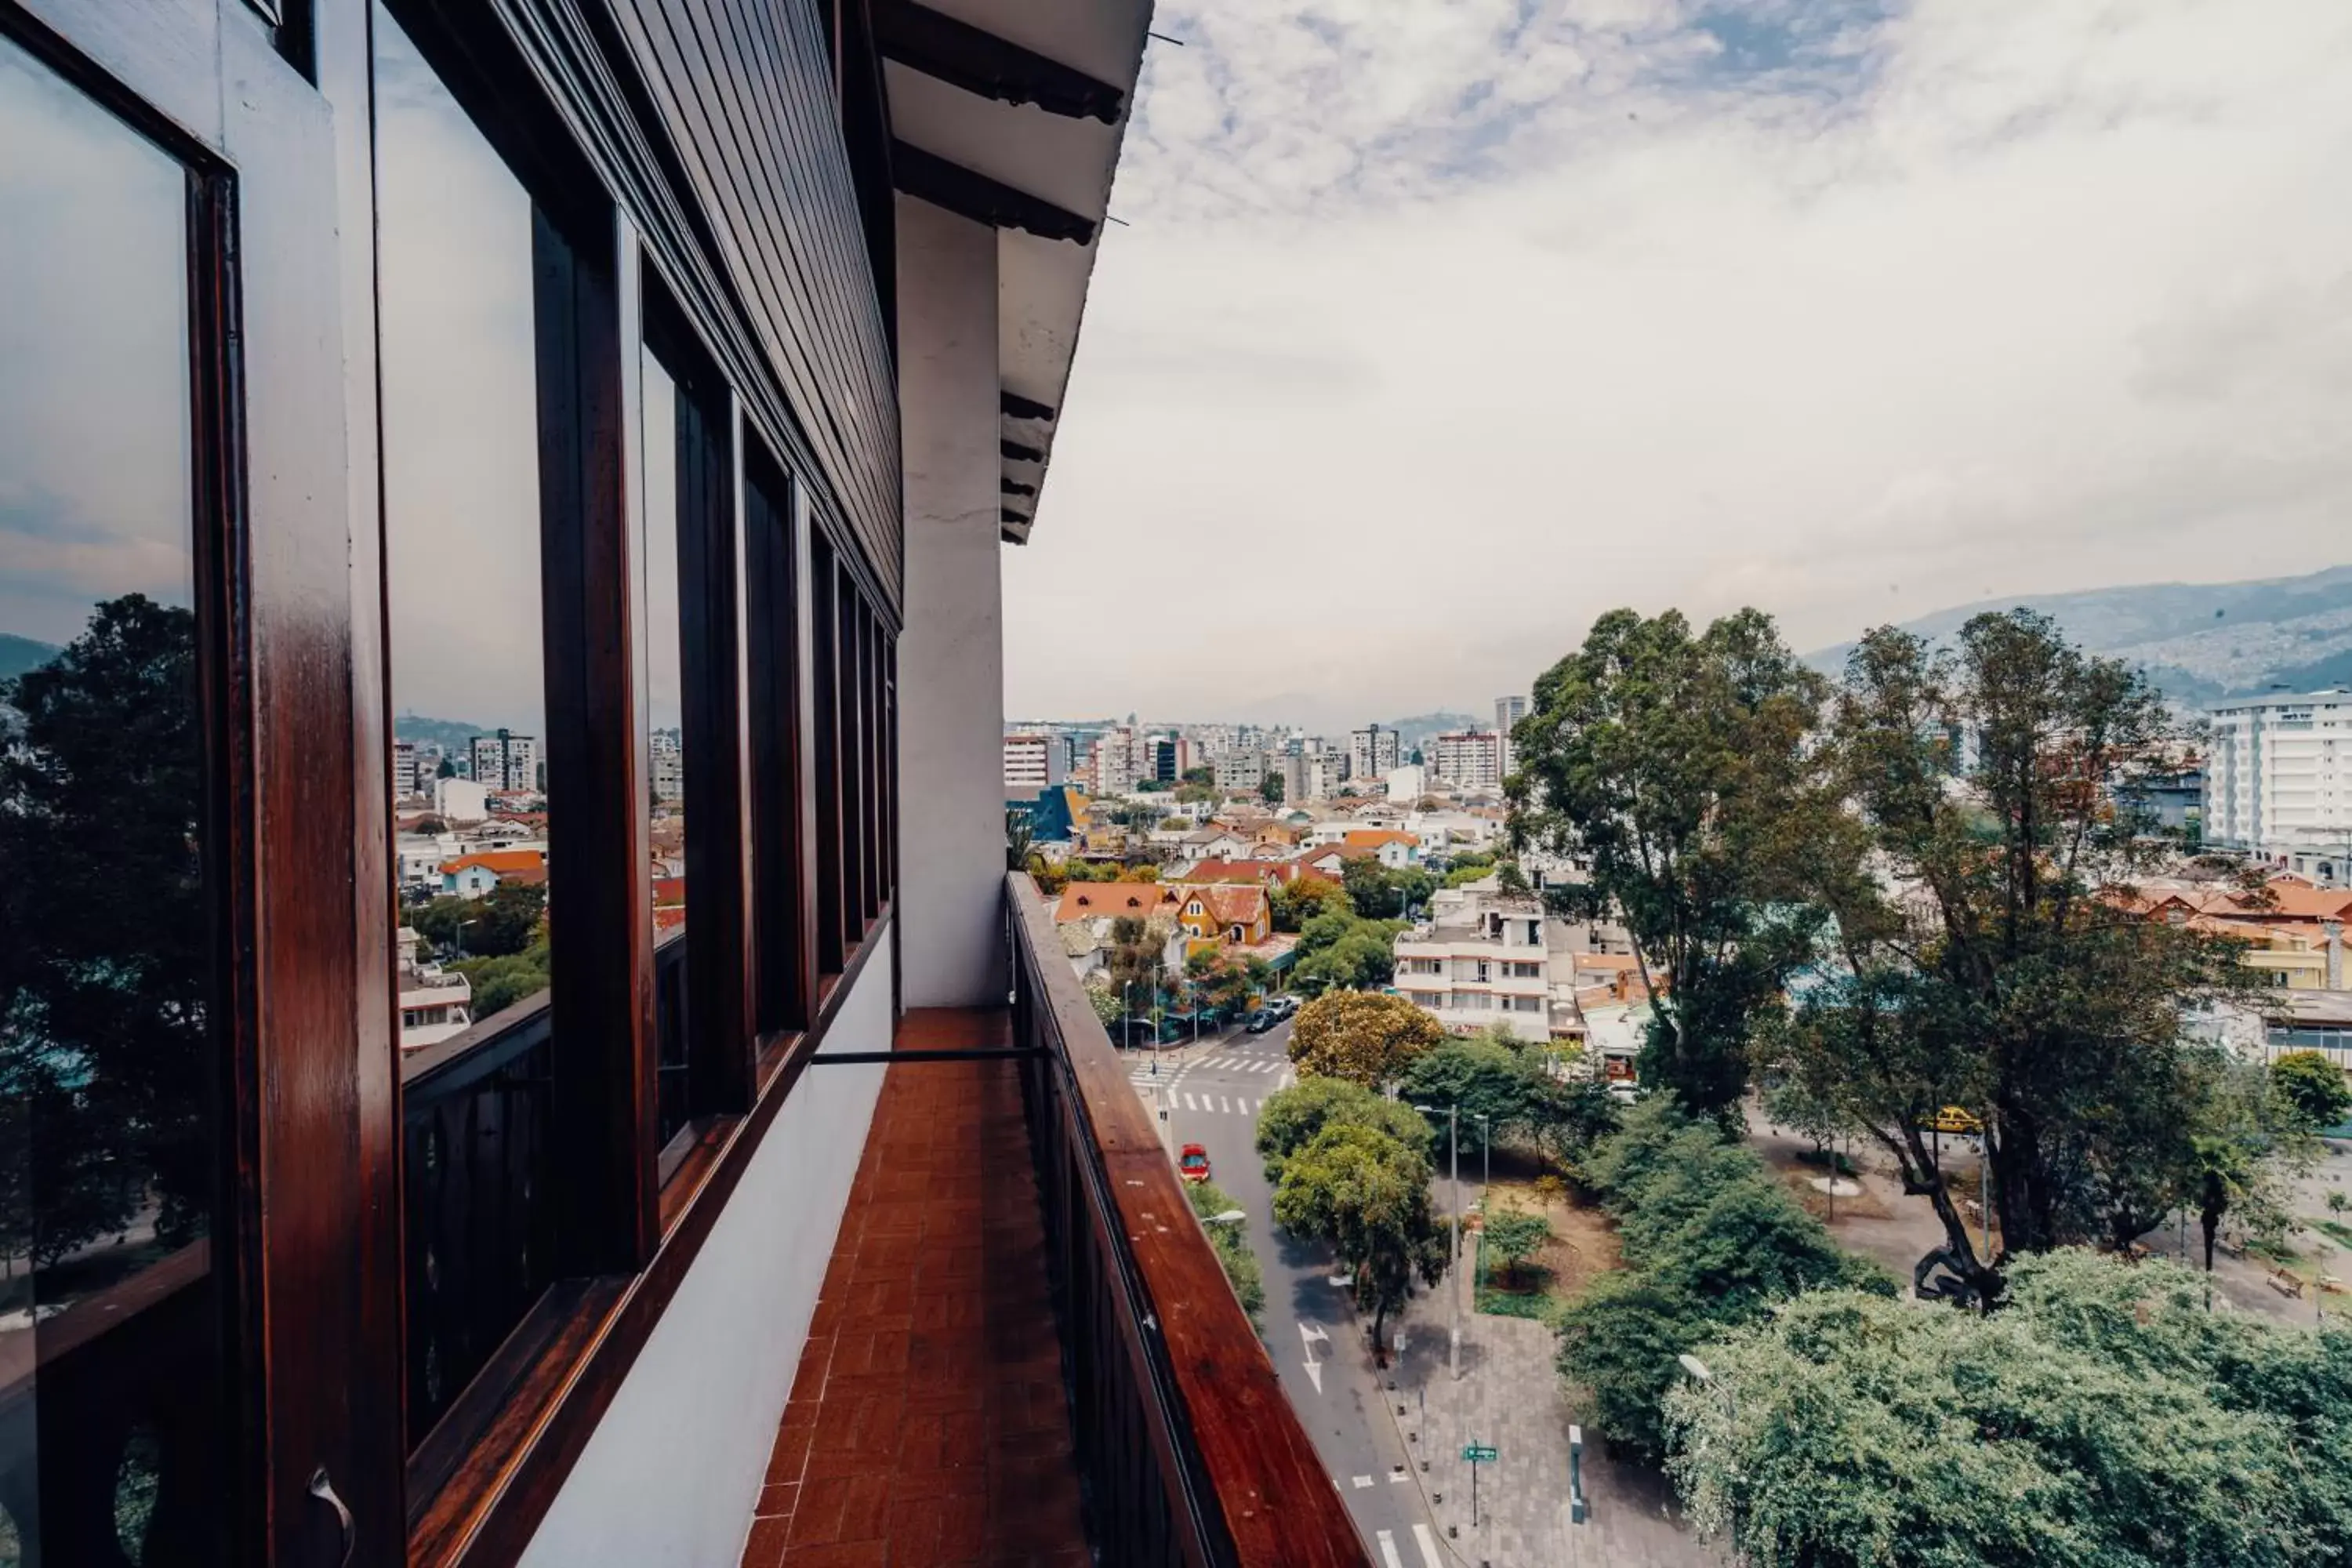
[2204,690,2352,877]
[1430,729,1506,793]
[1348,724,1399,781]
[1391,885,1560,1043]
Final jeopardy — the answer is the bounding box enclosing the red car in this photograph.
[1178,1144,1210,1185]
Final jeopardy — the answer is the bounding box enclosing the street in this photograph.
[1129,1018,1449,1568]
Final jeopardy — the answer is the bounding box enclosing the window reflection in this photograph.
[374,2,557,1448]
[642,350,691,1142]
[0,31,221,1567]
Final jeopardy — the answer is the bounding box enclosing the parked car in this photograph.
[1270,995,1298,1019]
[1178,1144,1211,1185]
[1244,1010,1276,1033]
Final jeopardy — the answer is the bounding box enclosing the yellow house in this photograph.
[1176,884,1271,948]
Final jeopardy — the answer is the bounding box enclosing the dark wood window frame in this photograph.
[371,8,896,1565]
[14,1,905,1562]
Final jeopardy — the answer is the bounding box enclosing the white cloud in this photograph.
[1005,0,2352,731]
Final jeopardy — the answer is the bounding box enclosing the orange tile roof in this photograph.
[1054,884,1183,923]
[441,849,548,877]
[1343,829,1418,848]
[1181,884,1268,927]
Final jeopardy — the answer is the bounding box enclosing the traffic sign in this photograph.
[1461,1443,1497,1463]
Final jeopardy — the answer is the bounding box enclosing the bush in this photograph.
[1554,1097,1890,1462]
[1666,1254,2352,1568]
[1185,1181,1265,1325]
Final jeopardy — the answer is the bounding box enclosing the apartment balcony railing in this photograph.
[1004,873,1369,1566]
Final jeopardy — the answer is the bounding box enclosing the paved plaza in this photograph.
[1380,1259,1721,1568]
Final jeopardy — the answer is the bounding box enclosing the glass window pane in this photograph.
[641,350,690,1143]
[374,2,555,1449]
[0,33,222,1565]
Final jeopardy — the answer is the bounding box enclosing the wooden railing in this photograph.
[1005,874,1369,1568]
[0,1241,219,1568]
[401,997,557,1449]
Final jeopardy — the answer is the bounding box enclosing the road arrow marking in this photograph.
[1299,1320,1330,1348]
[1374,1529,1405,1568]
[1303,1359,1323,1393]
[1352,1474,1375,1489]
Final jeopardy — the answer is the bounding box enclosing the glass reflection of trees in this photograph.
[0,593,207,1283]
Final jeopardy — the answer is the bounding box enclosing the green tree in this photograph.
[1508,607,1830,1120]
[1085,982,1123,1030]
[1288,991,1442,1087]
[453,946,550,1018]
[1256,1076,1434,1181]
[1292,928,1397,993]
[1005,805,1035,869]
[1397,1034,1553,1148]
[468,880,548,957]
[1269,875,1350,931]
[1484,1205,1552,1288]
[1778,611,2268,1305]
[1180,765,1214,787]
[2273,1050,2352,1131]
[1185,1180,1266,1325]
[1273,1123,1447,1352]
[1663,1253,2352,1568]
[1258,772,1285,805]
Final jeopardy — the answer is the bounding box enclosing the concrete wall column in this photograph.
[895,195,1006,1007]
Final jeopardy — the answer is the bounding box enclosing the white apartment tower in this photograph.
[467,728,539,793]
[1348,724,1399,782]
[1003,732,1064,793]
[1495,695,1528,778]
[2204,690,2352,863]
[1431,729,1506,793]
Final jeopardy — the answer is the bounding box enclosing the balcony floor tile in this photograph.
[744,1007,1087,1567]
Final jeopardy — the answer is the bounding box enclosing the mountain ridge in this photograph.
[1803,564,2352,705]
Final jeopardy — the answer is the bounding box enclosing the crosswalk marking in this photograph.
[1374,1530,1405,1568]
[1218,1096,1232,1114]
[1411,1523,1441,1567]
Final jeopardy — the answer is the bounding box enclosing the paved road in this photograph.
[1127,1021,1448,1568]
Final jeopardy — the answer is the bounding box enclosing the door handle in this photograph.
[308,1466,355,1568]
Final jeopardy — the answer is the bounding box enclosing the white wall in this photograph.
[895,194,1007,1007]
[517,928,894,1568]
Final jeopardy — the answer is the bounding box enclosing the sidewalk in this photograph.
[1383,1251,1719,1568]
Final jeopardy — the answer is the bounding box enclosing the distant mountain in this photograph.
[1806,564,2352,707]
[1384,711,1479,750]
[393,712,496,751]
[0,633,60,684]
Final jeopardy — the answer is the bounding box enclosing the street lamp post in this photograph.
[1415,1102,1462,1381]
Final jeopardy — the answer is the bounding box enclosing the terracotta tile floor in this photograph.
[741,1008,1090,1568]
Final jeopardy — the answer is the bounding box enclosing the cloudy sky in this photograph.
[1002,0,2352,732]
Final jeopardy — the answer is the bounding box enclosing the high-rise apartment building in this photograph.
[392,739,419,800]
[1003,732,1064,793]
[1495,694,1528,778]
[1349,723,1399,781]
[2204,690,2352,863]
[466,728,539,793]
[1214,750,1267,791]
[1431,730,1506,793]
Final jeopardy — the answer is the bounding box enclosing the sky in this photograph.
[1003,0,2352,733]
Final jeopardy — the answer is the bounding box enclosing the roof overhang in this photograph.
[877,0,1152,543]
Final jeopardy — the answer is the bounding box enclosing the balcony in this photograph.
[732,877,1363,1565]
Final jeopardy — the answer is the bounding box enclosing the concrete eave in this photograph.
[880,0,1153,544]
